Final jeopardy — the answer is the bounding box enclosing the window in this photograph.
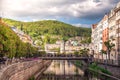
[116,28,120,33]
[110,27,113,30]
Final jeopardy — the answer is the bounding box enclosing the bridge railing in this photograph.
[41,53,89,57]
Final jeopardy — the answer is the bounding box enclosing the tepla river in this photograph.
[38,60,103,80]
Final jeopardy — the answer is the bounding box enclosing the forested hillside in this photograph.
[0,23,37,58]
[3,18,91,40]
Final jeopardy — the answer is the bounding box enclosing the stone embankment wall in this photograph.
[98,64,120,78]
[0,60,51,80]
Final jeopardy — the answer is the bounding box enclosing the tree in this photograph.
[100,50,107,61]
[20,24,23,31]
[79,48,89,57]
[0,22,38,58]
[3,18,91,43]
[104,40,115,60]
[74,51,79,56]
[81,37,91,44]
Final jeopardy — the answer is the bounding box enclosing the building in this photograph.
[0,17,2,23]
[0,17,4,24]
[97,21,103,53]
[102,15,109,51]
[108,9,117,61]
[92,1,120,65]
[91,21,103,59]
[11,27,33,44]
[91,24,97,53]
[115,2,120,65]
[108,2,120,64]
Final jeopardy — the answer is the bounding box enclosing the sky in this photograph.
[0,0,120,27]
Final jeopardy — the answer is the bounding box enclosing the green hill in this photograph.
[0,23,37,58]
[3,18,91,40]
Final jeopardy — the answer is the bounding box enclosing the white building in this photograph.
[92,21,103,53]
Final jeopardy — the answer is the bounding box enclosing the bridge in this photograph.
[39,54,92,60]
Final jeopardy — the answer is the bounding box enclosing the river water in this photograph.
[38,60,118,80]
[39,60,99,80]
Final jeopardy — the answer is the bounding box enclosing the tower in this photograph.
[60,40,65,54]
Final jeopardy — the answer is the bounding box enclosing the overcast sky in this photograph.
[1,0,120,27]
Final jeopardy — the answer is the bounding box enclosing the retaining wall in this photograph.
[0,60,51,80]
[98,64,120,78]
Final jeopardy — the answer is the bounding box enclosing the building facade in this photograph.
[115,2,120,65]
[102,15,109,51]
[92,22,103,59]
[108,9,117,62]
[92,1,120,65]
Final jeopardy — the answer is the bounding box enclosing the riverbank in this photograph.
[0,59,51,80]
[97,63,120,78]
[72,60,120,80]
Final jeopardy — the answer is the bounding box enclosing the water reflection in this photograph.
[39,60,84,80]
[38,60,117,80]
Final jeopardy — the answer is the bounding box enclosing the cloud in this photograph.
[72,23,90,28]
[1,0,119,24]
